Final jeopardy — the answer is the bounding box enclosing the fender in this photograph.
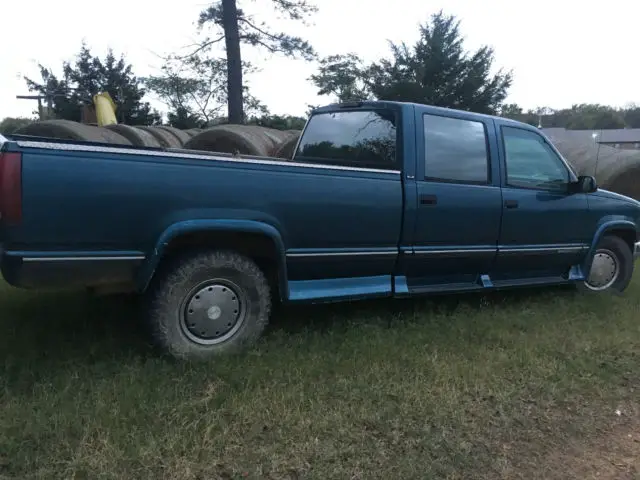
[581,217,637,276]
[137,219,289,298]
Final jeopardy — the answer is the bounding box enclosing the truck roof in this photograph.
[313,100,537,131]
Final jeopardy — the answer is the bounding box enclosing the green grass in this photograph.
[1,275,640,479]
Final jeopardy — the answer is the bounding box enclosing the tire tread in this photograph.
[147,250,271,360]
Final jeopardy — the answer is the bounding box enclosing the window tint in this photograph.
[502,126,569,190]
[295,110,397,170]
[423,114,489,183]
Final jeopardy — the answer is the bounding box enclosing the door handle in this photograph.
[504,199,518,209]
[420,194,438,205]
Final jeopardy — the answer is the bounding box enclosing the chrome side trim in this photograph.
[15,140,401,176]
[286,245,587,259]
[286,250,397,258]
[22,256,146,262]
[498,245,587,255]
[412,248,495,256]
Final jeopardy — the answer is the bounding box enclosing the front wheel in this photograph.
[579,235,634,294]
[147,250,271,360]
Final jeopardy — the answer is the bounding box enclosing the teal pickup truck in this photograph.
[2,100,640,360]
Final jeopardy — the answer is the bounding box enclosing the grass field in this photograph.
[1,276,640,480]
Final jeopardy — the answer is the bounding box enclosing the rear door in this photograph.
[283,106,404,294]
[403,109,503,292]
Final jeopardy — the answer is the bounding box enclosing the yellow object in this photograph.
[93,92,118,126]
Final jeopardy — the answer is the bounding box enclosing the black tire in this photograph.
[578,235,634,294]
[147,250,271,360]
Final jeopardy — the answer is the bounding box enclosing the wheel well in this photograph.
[159,230,283,300]
[605,228,636,253]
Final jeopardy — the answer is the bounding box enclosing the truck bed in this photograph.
[0,132,404,296]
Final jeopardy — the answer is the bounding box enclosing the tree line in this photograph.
[1,4,635,135]
[500,103,640,130]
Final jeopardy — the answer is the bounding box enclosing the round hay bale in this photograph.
[250,127,286,154]
[548,133,640,200]
[155,126,192,146]
[604,164,640,200]
[260,127,292,142]
[183,128,204,138]
[15,119,131,145]
[242,126,301,155]
[183,125,273,156]
[273,133,301,160]
[105,124,162,148]
[135,126,182,148]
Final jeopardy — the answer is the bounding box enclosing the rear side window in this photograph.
[423,114,489,184]
[295,109,397,170]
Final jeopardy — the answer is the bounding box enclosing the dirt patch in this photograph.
[542,410,640,480]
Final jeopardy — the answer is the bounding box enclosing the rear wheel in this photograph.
[147,250,271,360]
[579,235,633,294]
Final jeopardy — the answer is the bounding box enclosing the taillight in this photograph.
[0,152,22,225]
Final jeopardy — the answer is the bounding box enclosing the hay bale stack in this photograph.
[547,132,640,200]
[134,126,183,148]
[105,124,162,147]
[183,128,204,137]
[155,126,191,146]
[15,119,131,145]
[248,127,295,155]
[183,125,277,156]
[273,133,301,160]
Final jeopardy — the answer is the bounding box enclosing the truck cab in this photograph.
[288,101,640,297]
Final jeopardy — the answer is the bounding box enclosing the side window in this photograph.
[502,126,570,190]
[294,109,397,170]
[423,114,489,184]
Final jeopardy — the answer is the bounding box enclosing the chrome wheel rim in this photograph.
[585,248,619,291]
[180,280,245,345]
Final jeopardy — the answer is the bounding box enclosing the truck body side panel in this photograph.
[1,143,403,300]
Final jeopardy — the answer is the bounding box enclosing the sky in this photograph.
[1,0,638,120]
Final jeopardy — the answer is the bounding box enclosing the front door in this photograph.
[405,110,503,292]
[492,124,591,282]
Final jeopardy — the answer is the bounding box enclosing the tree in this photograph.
[195,0,317,123]
[562,104,625,130]
[246,113,306,130]
[622,103,640,128]
[309,53,371,103]
[499,103,523,117]
[24,43,161,125]
[498,104,640,130]
[145,54,268,128]
[0,117,35,135]
[311,11,512,115]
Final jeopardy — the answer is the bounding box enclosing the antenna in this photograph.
[592,131,603,178]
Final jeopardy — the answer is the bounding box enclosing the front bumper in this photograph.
[635,241,640,259]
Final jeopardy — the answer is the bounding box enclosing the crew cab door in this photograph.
[404,109,503,292]
[492,124,591,282]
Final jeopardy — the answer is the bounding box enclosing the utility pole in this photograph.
[16,95,49,120]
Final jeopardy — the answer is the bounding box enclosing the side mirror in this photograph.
[574,175,597,194]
